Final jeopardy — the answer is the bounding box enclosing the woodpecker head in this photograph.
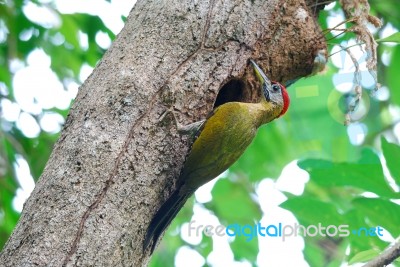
[250,60,290,117]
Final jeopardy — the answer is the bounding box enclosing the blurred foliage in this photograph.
[0,1,400,267]
[287,144,400,265]
[0,0,111,249]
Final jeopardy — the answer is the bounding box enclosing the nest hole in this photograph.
[213,79,247,109]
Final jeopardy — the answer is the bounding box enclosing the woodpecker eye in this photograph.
[272,84,280,92]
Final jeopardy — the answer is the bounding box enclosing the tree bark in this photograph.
[363,241,400,267]
[0,0,327,266]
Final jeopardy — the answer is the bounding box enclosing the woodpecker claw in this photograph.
[159,108,205,138]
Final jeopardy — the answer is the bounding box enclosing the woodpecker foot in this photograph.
[177,120,205,137]
[159,108,205,137]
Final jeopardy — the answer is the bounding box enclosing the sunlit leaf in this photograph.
[352,198,400,237]
[381,137,400,185]
[207,178,261,262]
[387,46,400,106]
[344,209,388,258]
[208,178,261,225]
[281,197,344,226]
[348,249,380,265]
[298,149,398,198]
[376,32,400,43]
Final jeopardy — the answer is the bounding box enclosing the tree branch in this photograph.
[363,240,400,267]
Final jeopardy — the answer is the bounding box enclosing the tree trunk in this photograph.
[0,0,327,266]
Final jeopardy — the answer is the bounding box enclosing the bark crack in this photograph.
[62,1,218,265]
[200,0,216,49]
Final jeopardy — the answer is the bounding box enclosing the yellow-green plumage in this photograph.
[180,101,279,191]
[144,60,289,252]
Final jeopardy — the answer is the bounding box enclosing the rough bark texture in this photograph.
[363,241,400,267]
[0,0,326,266]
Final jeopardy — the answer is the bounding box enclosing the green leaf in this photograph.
[352,198,400,237]
[59,15,80,48]
[381,137,400,185]
[207,178,261,262]
[348,249,380,265]
[208,178,261,225]
[344,209,388,258]
[230,234,259,263]
[0,176,20,250]
[281,197,344,226]
[376,32,400,43]
[298,149,398,198]
[387,45,400,106]
[303,242,326,267]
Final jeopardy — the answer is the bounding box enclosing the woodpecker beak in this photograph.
[250,59,272,101]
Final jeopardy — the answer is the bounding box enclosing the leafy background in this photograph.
[0,1,399,266]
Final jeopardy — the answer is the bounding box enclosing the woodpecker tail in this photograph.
[143,189,192,253]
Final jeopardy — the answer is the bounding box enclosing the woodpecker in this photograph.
[144,60,290,252]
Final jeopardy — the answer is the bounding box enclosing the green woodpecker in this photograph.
[144,60,290,252]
